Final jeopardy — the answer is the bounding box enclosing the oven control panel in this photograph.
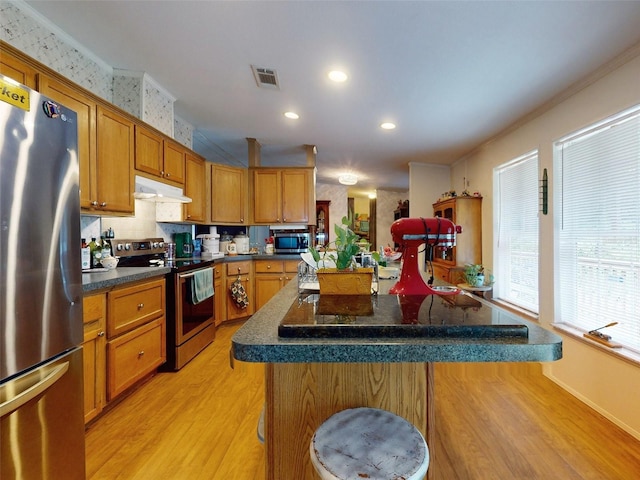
[109,238,166,256]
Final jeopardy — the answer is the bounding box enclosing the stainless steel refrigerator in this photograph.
[0,75,85,479]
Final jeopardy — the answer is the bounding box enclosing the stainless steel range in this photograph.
[111,237,216,370]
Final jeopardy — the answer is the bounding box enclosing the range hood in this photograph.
[134,175,192,203]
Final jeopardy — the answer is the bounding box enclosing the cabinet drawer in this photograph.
[255,260,284,274]
[226,260,251,276]
[108,278,165,338]
[432,264,450,283]
[107,317,165,400]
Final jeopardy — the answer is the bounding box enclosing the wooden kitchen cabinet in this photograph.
[135,126,185,187]
[96,105,135,214]
[225,261,254,321]
[250,167,315,225]
[431,196,482,283]
[213,263,226,326]
[184,151,206,223]
[0,45,38,88]
[254,259,298,310]
[106,278,166,400]
[107,318,165,400]
[82,293,106,424]
[39,75,97,211]
[162,139,186,185]
[210,163,247,224]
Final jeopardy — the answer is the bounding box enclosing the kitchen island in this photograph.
[232,280,562,480]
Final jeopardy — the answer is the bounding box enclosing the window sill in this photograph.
[489,298,539,323]
[552,323,640,367]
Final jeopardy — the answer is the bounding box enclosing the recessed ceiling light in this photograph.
[380,122,396,130]
[338,174,358,185]
[328,70,348,82]
[284,111,299,119]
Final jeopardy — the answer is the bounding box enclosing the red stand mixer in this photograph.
[389,217,462,296]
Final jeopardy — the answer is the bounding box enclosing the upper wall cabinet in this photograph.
[0,48,38,89]
[250,168,315,225]
[39,75,97,211]
[184,152,206,223]
[135,125,185,187]
[96,106,135,214]
[210,163,247,225]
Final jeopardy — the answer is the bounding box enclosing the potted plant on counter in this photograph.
[310,216,379,295]
[463,264,495,287]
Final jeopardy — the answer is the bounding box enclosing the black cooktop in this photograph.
[278,293,528,339]
[166,257,217,272]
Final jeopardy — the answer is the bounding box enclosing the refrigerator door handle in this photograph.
[0,362,69,418]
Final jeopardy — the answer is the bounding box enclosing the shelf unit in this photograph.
[431,196,482,284]
[315,200,330,247]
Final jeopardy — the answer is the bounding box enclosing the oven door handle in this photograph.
[178,267,214,279]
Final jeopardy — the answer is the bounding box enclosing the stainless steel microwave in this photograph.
[273,232,310,254]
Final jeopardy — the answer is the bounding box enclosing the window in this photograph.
[554,106,640,352]
[494,151,539,313]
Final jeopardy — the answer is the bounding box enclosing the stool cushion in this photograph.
[310,407,429,480]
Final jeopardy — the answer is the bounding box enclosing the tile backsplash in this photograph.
[82,200,192,243]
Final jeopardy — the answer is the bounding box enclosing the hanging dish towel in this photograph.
[190,268,214,304]
[230,276,249,309]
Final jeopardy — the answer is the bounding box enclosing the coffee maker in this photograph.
[174,232,193,258]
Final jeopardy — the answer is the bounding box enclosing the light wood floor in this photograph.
[86,322,640,479]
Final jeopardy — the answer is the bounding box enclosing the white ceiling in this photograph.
[25,1,640,194]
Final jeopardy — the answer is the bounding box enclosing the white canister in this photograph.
[233,233,250,254]
[197,234,220,254]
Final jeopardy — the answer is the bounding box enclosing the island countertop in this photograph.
[232,280,562,363]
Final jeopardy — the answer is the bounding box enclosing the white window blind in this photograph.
[494,152,539,313]
[555,106,640,352]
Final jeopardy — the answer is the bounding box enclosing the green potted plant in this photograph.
[463,264,495,287]
[464,264,485,287]
[310,216,379,294]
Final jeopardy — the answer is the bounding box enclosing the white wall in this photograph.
[448,52,640,439]
[409,163,452,284]
[316,183,349,244]
[376,189,409,248]
[409,163,451,217]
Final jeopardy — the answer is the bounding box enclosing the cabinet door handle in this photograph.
[91,200,98,206]
[165,173,170,178]
[138,351,145,357]
[98,331,105,337]
[100,202,107,207]
[137,303,144,309]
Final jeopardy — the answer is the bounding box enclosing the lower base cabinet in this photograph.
[213,263,225,326]
[225,260,254,322]
[106,278,166,401]
[107,317,165,400]
[430,263,465,285]
[82,293,107,424]
[82,277,167,421]
[254,259,298,310]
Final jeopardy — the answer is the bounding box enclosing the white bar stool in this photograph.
[310,407,429,480]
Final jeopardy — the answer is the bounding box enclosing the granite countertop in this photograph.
[82,254,303,293]
[232,280,563,364]
[82,266,171,293]
[224,253,301,261]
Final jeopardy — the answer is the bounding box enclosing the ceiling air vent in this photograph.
[252,65,279,90]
